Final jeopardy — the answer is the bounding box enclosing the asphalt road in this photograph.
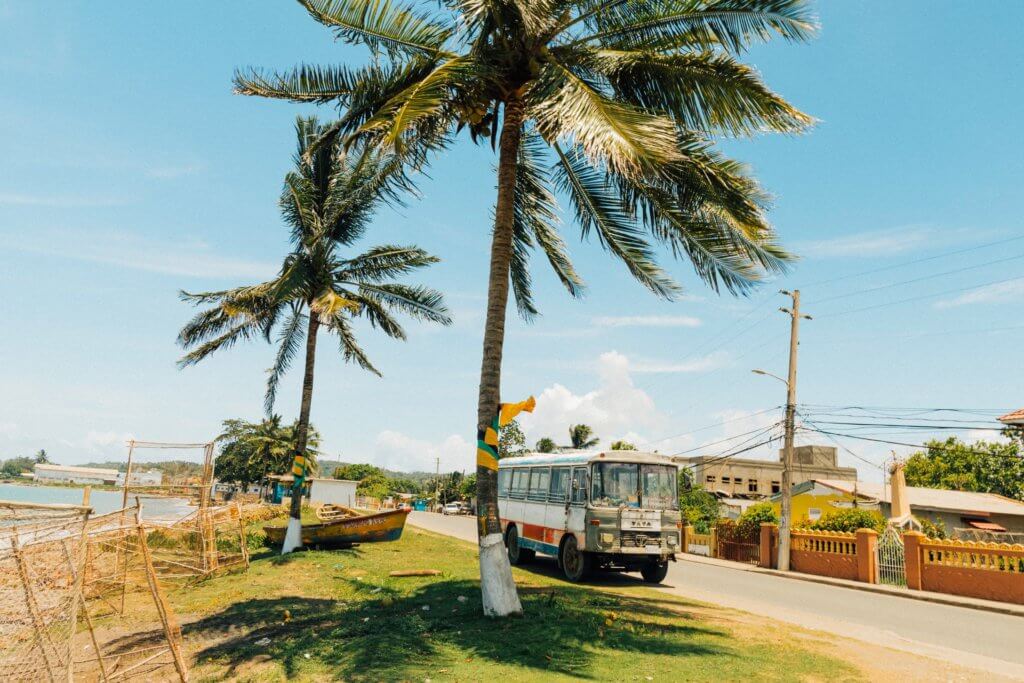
[408,511,1024,679]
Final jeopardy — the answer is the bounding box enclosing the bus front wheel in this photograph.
[640,561,669,584]
[560,536,592,582]
[505,525,534,565]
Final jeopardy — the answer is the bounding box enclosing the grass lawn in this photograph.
[119,526,865,682]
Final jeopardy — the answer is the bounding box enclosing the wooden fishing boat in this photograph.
[264,508,409,548]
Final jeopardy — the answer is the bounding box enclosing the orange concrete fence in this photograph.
[759,523,877,583]
[904,532,1024,605]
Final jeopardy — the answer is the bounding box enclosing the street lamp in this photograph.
[752,369,788,387]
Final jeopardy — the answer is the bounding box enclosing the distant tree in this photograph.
[569,424,599,450]
[1004,424,1024,448]
[1,457,35,478]
[904,437,1024,502]
[679,486,720,534]
[332,463,384,482]
[498,419,527,459]
[534,437,557,454]
[610,440,636,451]
[460,473,477,500]
[34,449,49,464]
[216,417,321,485]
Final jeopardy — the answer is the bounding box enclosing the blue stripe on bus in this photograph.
[518,536,559,556]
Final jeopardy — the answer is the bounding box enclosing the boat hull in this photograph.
[264,508,409,548]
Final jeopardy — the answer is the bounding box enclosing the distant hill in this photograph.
[318,459,437,485]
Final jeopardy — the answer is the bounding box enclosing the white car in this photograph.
[442,502,464,515]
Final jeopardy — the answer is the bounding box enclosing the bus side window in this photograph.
[510,469,528,499]
[528,467,550,502]
[549,467,569,503]
[497,469,511,498]
[571,467,587,504]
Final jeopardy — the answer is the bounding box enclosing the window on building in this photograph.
[705,475,716,485]
[748,480,759,493]
[721,476,731,484]
[734,477,743,485]
[771,481,781,494]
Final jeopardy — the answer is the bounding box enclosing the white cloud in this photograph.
[0,192,127,208]
[81,430,135,453]
[0,228,276,279]
[592,314,702,328]
[518,351,664,449]
[799,226,947,259]
[371,431,472,473]
[630,351,729,374]
[934,279,1024,309]
[0,422,18,439]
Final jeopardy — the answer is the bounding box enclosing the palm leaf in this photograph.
[356,282,452,324]
[332,314,383,375]
[298,0,455,57]
[232,64,359,102]
[264,309,308,413]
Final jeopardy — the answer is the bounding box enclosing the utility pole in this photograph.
[777,289,810,572]
[435,456,441,512]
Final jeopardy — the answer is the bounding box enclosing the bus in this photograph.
[497,450,681,583]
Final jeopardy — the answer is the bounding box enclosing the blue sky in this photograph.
[1,2,1021,479]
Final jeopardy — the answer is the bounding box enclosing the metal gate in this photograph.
[876,525,906,586]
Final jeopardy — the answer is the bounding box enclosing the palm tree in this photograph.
[217,416,322,484]
[234,0,814,613]
[568,424,600,450]
[534,437,557,453]
[178,117,451,553]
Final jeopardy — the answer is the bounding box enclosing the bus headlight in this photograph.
[665,533,678,547]
[599,532,614,546]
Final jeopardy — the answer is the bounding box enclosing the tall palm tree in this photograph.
[234,0,815,612]
[568,424,599,450]
[178,117,452,553]
[217,416,322,484]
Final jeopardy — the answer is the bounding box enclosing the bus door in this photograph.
[566,466,588,536]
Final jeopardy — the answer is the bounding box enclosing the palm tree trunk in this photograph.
[475,95,526,617]
[282,313,319,554]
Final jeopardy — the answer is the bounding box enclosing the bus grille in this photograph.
[621,531,663,548]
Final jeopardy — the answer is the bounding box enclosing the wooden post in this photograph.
[904,531,924,590]
[759,523,776,569]
[709,526,718,558]
[134,504,189,682]
[855,528,878,584]
[235,501,249,569]
[60,509,107,683]
[683,525,693,555]
[117,441,135,615]
[81,485,92,507]
[12,531,58,683]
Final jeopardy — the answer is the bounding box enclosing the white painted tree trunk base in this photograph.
[281,517,303,555]
[479,533,522,617]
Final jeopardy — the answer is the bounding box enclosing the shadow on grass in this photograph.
[182,577,729,681]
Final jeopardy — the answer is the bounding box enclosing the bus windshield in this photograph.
[591,463,678,510]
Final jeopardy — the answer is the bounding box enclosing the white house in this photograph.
[308,478,358,508]
[116,470,163,486]
[33,464,118,485]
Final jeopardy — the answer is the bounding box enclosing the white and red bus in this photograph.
[497,450,680,583]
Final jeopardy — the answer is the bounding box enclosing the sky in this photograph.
[1,1,1022,481]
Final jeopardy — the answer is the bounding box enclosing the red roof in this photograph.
[965,519,1008,532]
[998,408,1024,425]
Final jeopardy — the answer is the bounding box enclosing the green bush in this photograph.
[735,502,778,543]
[679,487,720,534]
[915,516,947,539]
[798,508,885,534]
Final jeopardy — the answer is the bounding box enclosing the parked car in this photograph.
[443,502,465,515]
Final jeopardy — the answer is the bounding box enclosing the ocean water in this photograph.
[0,483,195,523]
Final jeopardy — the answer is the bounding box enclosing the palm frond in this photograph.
[568,0,818,53]
[340,245,441,282]
[591,48,813,136]
[552,144,680,299]
[298,0,455,57]
[232,64,359,102]
[264,309,308,414]
[356,282,453,324]
[532,61,680,177]
[332,314,383,375]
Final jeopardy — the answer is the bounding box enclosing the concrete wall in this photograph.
[309,479,357,507]
[686,447,857,499]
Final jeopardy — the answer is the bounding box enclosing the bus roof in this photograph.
[498,450,677,468]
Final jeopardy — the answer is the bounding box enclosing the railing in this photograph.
[789,528,860,581]
[907,533,1024,604]
[718,540,760,565]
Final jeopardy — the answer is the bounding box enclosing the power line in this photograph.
[806,420,1006,432]
[794,413,885,471]
[815,275,1024,319]
[667,421,783,458]
[800,428,1024,460]
[635,406,781,448]
[801,233,1024,288]
[806,252,1024,305]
